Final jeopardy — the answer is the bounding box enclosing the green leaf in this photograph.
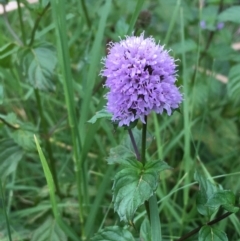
[39,0,50,8]
[206,190,239,213]
[11,129,36,152]
[144,159,172,172]
[218,6,240,24]
[0,113,18,127]
[0,139,23,180]
[199,226,228,241]
[140,218,151,241]
[195,170,219,217]
[228,64,240,103]
[107,128,153,165]
[222,204,239,213]
[19,43,57,91]
[88,108,112,124]
[113,159,171,222]
[0,42,18,68]
[32,217,67,241]
[115,18,129,38]
[208,44,235,61]
[91,226,135,241]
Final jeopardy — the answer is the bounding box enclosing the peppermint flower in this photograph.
[101,33,182,126]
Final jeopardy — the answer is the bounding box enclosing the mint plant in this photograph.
[90,33,239,241]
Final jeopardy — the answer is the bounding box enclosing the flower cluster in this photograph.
[101,33,182,126]
[200,20,225,30]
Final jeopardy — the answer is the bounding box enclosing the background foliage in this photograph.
[0,0,240,240]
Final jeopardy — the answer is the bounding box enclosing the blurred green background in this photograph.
[0,0,240,240]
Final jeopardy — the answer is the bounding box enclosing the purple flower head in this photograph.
[101,33,183,126]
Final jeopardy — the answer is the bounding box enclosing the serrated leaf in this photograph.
[144,159,172,172]
[32,217,67,241]
[218,6,240,23]
[107,128,153,164]
[11,129,36,152]
[222,204,239,213]
[91,226,135,241]
[0,42,18,68]
[228,64,240,103]
[0,139,23,180]
[88,108,112,124]
[140,218,151,241]
[19,43,57,91]
[195,170,219,217]
[113,159,170,222]
[206,190,239,213]
[199,226,228,241]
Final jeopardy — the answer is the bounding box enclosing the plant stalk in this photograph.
[80,0,91,29]
[2,4,23,45]
[28,3,51,46]
[128,129,141,161]
[141,116,147,165]
[34,89,61,197]
[141,116,162,240]
[16,0,26,45]
[176,212,233,241]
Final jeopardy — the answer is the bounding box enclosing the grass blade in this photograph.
[34,135,79,241]
[49,0,84,232]
[149,194,162,241]
[0,178,12,241]
[127,0,145,35]
[180,7,191,207]
[79,0,112,143]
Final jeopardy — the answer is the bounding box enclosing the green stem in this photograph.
[175,212,233,241]
[163,0,181,45]
[141,117,150,219]
[28,3,51,46]
[128,129,141,161]
[127,0,145,35]
[141,116,162,240]
[0,179,12,241]
[16,0,26,45]
[180,7,191,208]
[80,0,91,29]
[2,4,23,45]
[34,89,61,197]
[141,116,147,164]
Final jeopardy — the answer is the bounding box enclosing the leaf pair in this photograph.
[113,159,171,223]
[195,170,239,218]
[19,43,57,91]
[195,170,239,241]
